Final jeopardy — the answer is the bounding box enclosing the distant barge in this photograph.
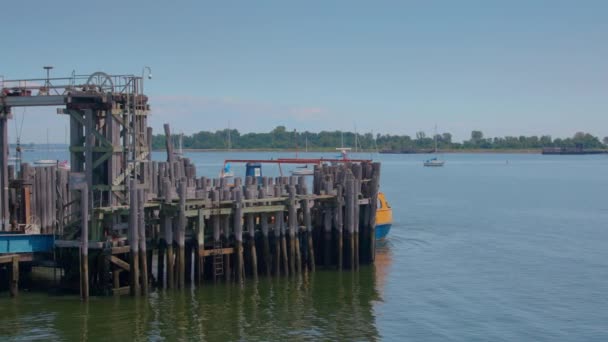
[541,147,608,155]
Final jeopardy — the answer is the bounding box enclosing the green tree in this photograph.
[442,132,452,144]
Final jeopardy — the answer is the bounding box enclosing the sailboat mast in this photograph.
[354,123,359,153]
[227,125,231,150]
[434,124,438,153]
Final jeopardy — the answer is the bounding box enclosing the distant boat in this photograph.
[424,125,445,167]
[35,129,56,166]
[291,165,314,176]
[220,162,234,178]
[34,159,57,166]
[58,160,70,170]
[423,157,445,167]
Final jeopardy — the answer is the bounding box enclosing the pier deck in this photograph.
[0,70,382,299]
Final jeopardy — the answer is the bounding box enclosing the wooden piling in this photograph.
[299,177,315,272]
[138,189,148,295]
[259,188,271,277]
[222,189,232,282]
[177,180,187,289]
[345,172,356,269]
[195,208,205,285]
[233,188,244,283]
[211,189,221,283]
[369,162,381,263]
[245,188,258,280]
[352,164,362,269]
[9,256,19,297]
[335,184,344,270]
[287,185,298,275]
[163,178,174,289]
[80,182,90,301]
[157,238,166,288]
[129,179,140,296]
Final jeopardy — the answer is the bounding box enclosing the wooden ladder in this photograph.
[213,240,224,278]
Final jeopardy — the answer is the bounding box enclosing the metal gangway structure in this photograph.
[0,69,152,233]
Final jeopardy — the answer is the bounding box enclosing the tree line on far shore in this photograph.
[151,126,608,151]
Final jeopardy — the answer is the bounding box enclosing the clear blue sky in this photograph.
[2,0,607,143]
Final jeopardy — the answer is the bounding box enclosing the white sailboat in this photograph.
[424,126,445,167]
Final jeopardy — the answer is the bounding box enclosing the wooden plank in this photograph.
[0,254,19,264]
[200,247,235,257]
[110,255,131,271]
[111,246,131,254]
[112,286,130,296]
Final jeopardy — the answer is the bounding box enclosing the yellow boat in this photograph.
[375,192,393,239]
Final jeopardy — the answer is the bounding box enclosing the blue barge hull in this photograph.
[0,234,54,254]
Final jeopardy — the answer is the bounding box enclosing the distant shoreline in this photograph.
[152,148,547,154]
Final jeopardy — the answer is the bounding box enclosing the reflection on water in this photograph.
[0,268,381,341]
[4,152,608,340]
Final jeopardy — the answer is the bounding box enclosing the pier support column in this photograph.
[177,180,187,289]
[335,185,344,270]
[9,256,19,297]
[234,188,244,283]
[259,188,271,277]
[287,185,301,274]
[138,189,148,295]
[129,179,140,296]
[299,177,315,272]
[195,209,205,285]
[245,188,258,280]
[80,182,90,301]
[0,114,9,231]
[345,173,355,270]
[162,178,174,289]
[211,189,221,283]
[369,163,381,263]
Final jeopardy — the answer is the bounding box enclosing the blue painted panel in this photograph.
[0,234,54,254]
[375,224,392,240]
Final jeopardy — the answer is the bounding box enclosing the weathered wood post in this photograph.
[177,180,187,289]
[211,189,221,283]
[129,179,140,296]
[78,180,90,300]
[234,187,244,283]
[245,187,258,280]
[323,176,333,268]
[222,188,232,282]
[0,114,9,231]
[299,177,315,272]
[274,184,287,276]
[195,208,205,285]
[138,188,148,295]
[352,164,362,269]
[164,124,175,181]
[259,188,271,277]
[335,184,344,270]
[163,178,174,289]
[369,162,381,263]
[345,172,356,269]
[287,184,298,275]
[9,256,19,297]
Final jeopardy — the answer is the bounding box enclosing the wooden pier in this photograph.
[0,70,382,299]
